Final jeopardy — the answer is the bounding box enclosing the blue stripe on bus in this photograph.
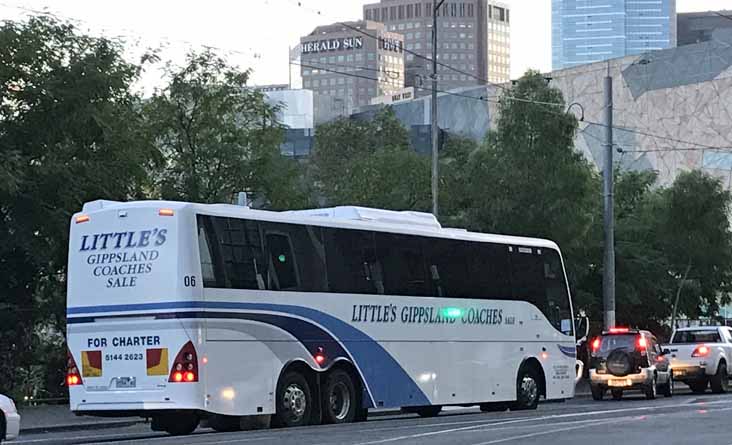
[67,301,431,408]
[557,344,576,358]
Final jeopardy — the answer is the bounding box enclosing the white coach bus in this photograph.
[66,200,579,435]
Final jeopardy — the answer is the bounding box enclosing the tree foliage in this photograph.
[144,51,307,209]
[0,16,157,398]
[311,108,431,210]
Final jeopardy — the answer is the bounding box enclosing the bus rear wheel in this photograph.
[416,406,442,418]
[322,369,357,424]
[274,371,313,428]
[153,412,198,436]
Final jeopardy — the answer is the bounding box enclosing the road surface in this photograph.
[15,389,732,445]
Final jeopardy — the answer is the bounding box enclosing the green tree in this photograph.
[663,171,732,327]
[145,51,308,209]
[311,108,431,210]
[464,71,600,303]
[0,16,157,398]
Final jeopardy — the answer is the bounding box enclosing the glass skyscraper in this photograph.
[552,0,677,70]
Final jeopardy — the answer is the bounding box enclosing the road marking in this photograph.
[470,418,630,445]
[348,399,732,445]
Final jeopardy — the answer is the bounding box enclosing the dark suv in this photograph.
[589,328,673,401]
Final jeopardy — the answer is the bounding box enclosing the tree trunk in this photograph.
[671,260,693,330]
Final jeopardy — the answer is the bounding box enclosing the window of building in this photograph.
[452,43,458,49]
[407,32,414,40]
[337,55,344,62]
[451,53,458,60]
[415,31,422,39]
[450,3,457,16]
[460,3,465,17]
[303,69,311,76]
[330,78,336,86]
[407,4,413,18]
[398,5,405,19]
[382,7,388,21]
[415,22,421,28]
[468,3,474,17]
[414,42,421,49]
[329,56,336,63]
[398,23,405,30]
[459,53,465,59]
[468,43,474,49]
[407,22,414,29]
[368,53,375,60]
[365,9,371,21]
[416,2,422,17]
[426,2,431,16]
[337,78,344,85]
[313,79,320,87]
[355,53,363,61]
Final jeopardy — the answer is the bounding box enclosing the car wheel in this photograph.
[415,406,442,418]
[661,374,674,398]
[322,369,358,424]
[611,389,623,401]
[710,363,728,394]
[274,371,313,428]
[689,379,708,394]
[591,385,605,401]
[510,367,540,410]
[645,376,657,400]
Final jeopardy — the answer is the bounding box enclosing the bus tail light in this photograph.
[75,214,90,224]
[169,341,198,383]
[692,345,710,357]
[67,350,83,386]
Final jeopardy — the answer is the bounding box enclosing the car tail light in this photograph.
[637,336,648,350]
[169,341,198,383]
[67,350,83,386]
[692,345,710,357]
[591,337,602,353]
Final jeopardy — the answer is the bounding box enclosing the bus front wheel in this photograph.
[274,371,313,428]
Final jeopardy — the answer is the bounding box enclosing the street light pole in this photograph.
[603,70,616,330]
[431,0,445,218]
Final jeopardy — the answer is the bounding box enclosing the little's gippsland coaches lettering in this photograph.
[66,201,579,436]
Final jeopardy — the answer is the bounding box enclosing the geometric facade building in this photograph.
[552,0,677,70]
[678,10,732,47]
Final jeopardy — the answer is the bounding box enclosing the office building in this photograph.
[678,10,732,46]
[363,0,511,91]
[552,0,677,70]
[300,20,405,116]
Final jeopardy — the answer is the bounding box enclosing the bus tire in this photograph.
[154,412,198,436]
[510,366,540,411]
[322,369,357,424]
[209,414,241,432]
[415,406,442,418]
[274,371,313,428]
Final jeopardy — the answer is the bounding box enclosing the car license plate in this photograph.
[609,379,631,387]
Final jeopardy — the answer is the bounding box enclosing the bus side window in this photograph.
[201,216,265,290]
[375,232,429,296]
[264,232,299,291]
[324,228,382,295]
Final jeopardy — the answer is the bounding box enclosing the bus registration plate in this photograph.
[115,377,136,388]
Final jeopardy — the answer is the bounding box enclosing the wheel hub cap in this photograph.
[521,376,538,404]
[284,384,307,420]
[329,382,351,420]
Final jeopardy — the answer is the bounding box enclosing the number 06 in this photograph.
[184,276,196,287]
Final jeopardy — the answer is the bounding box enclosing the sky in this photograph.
[2,0,731,91]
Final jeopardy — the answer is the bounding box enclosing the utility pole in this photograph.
[431,0,445,218]
[603,67,616,330]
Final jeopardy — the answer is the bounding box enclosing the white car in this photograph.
[664,326,732,393]
[0,394,19,443]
